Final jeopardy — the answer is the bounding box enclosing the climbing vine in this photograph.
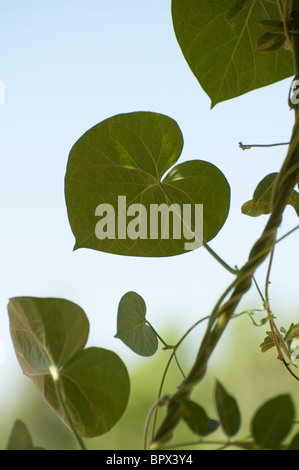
[5,0,299,451]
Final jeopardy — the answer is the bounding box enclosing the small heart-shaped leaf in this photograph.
[242,173,278,217]
[215,380,241,436]
[65,112,230,257]
[115,292,158,357]
[44,347,130,437]
[8,297,130,438]
[242,173,299,218]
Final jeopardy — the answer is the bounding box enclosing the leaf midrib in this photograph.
[214,0,256,104]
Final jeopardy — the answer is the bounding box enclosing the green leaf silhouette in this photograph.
[251,395,294,448]
[242,173,278,217]
[65,112,230,257]
[172,0,293,106]
[242,172,299,217]
[115,291,159,357]
[8,297,130,438]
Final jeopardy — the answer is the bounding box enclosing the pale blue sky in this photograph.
[0,0,298,416]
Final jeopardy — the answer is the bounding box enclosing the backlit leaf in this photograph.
[8,297,130,438]
[65,112,230,257]
[242,172,299,217]
[172,0,293,106]
[115,291,158,357]
[242,173,277,217]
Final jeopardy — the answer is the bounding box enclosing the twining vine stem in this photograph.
[239,141,290,150]
[254,249,299,381]
[144,315,211,448]
[150,0,299,449]
[160,182,239,275]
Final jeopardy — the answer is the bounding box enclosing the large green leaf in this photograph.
[172,0,293,106]
[65,112,230,257]
[251,395,294,448]
[8,297,130,438]
[115,292,159,357]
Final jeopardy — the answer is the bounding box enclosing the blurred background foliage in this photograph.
[1,0,299,452]
[2,296,299,450]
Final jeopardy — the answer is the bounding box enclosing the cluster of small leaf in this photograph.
[261,322,299,362]
[156,383,299,450]
[114,293,299,450]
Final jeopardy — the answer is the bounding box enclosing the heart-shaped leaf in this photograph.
[242,173,299,217]
[251,395,294,448]
[242,173,278,217]
[8,297,130,438]
[181,399,219,436]
[172,0,293,106]
[65,112,230,257]
[115,292,158,357]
